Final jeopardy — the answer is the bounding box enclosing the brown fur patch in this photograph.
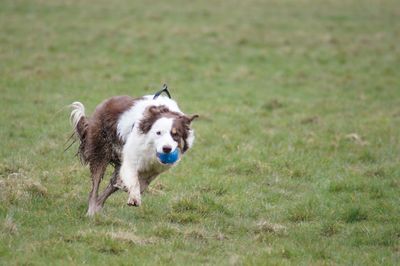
[76,96,140,167]
[138,105,181,134]
[171,116,191,152]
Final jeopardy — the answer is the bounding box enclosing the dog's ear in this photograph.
[148,105,160,115]
[188,114,199,123]
[148,105,170,115]
[181,114,199,126]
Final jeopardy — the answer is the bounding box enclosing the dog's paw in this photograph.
[86,204,102,217]
[127,196,141,207]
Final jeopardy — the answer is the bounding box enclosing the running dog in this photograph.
[69,86,198,216]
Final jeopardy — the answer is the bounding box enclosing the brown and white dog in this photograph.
[70,90,198,216]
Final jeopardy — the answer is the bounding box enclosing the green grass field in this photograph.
[1,0,399,264]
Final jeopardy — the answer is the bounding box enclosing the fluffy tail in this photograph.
[70,102,89,163]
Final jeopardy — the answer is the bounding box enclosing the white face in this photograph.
[150,117,178,154]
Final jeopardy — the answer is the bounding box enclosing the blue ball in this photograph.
[157,148,180,164]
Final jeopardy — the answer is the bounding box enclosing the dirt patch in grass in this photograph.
[321,222,342,237]
[262,99,284,111]
[0,171,48,204]
[64,229,158,254]
[107,231,157,245]
[255,220,286,235]
[2,215,18,235]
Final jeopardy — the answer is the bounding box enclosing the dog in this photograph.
[69,86,198,216]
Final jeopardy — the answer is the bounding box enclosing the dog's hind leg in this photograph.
[87,162,107,216]
[97,165,120,208]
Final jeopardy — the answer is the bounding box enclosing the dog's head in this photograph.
[139,105,198,164]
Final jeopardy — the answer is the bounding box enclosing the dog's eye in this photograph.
[156,131,161,135]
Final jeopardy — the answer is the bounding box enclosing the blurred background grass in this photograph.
[1,0,399,265]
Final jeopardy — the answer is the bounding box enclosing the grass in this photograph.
[1,0,399,264]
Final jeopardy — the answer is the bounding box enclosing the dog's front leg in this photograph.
[120,161,141,207]
[139,174,158,194]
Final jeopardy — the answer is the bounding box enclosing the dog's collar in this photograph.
[153,84,171,99]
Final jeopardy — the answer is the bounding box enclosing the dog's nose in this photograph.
[162,146,172,153]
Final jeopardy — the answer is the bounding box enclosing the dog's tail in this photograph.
[69,102,89,163]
